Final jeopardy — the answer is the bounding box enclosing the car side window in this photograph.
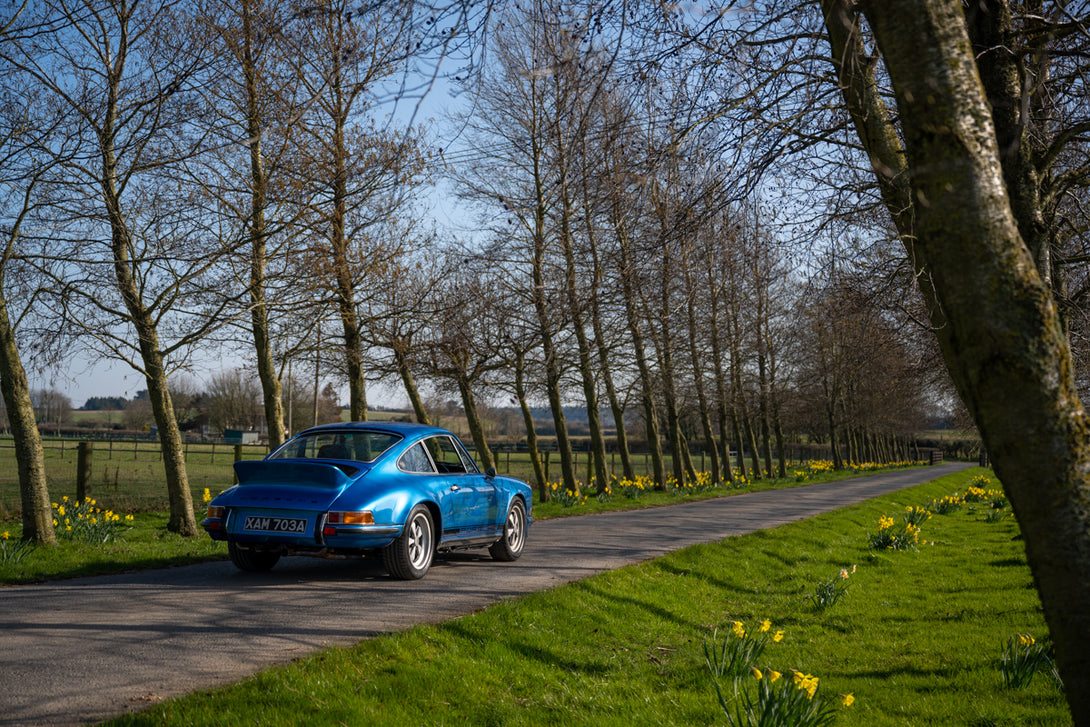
[398,443,436,474]
[452,439,480,474]
[424,436,471,474]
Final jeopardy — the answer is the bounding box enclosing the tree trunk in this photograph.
[710,296,735,484]
[585,191,635,482]
[0,286,54,545]
[514,351,548,499]
[827,1,1090,718]
[616,228,666,489]
[686,287,722,484]
[328,38,368,424]
[556,163,609,492]
[456,376,494,473]
[394,345,430,425]
[102,126,196,536]
[241,0,286,449]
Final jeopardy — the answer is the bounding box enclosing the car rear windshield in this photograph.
[268,431,402,464]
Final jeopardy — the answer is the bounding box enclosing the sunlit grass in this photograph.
[101,467,1067,726]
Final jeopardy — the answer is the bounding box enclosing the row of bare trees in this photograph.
[6,0,1090,716]
[0,0,937,546]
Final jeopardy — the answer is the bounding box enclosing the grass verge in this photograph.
[103,467,1068,726]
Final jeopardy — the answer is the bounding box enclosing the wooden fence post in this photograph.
[76,442,94,501]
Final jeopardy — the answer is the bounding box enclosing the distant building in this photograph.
[224,429,259,445]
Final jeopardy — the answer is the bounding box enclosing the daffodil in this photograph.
[759,619,771,632]
[773,630,784,643]
[842,693,855,707]
[731,621,746,638]
[769,670,782,683]
[751,666,763,680]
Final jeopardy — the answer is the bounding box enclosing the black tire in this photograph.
[383,505,435,580]
[489,498,527,562]
[228,541,281,572]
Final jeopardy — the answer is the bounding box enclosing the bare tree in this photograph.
[808,0,1090,714]
[452,4,585,493]
[194,0,306,448]
[417,253,504,471]
[205,368,265,433]
[0,10,55,542]
[285,0,425,423]
[1,0,246,535]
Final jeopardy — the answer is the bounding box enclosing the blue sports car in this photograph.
[202,421,532,580]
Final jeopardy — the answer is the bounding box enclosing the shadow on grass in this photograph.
[440,619,613,677]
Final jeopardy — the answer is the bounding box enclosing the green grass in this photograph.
[98,467,1068,726]
[0,437,270,516]
[1,512,227,583]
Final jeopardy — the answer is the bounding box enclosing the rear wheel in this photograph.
[383,505,435,580]
[489,499,527,562]
[228,541,281,572]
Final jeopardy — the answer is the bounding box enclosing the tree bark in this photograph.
[513,350,548,499]
[240,0,286,448]
[456,376,494,473]
[394,344,430,425]
[0,284,54,545]
[828,0,1090,718]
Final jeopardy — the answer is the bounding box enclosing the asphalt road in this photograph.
[0,463,969,726]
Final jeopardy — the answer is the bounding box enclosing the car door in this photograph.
[425,435,497,536]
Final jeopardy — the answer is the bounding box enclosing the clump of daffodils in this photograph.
[868,514,920,551]
[715,662,853,726]
[810,565,857,610]
[0,530,35,565]
[51,496,133,544]
[704,619,785,681]
[1001,633,1060,689]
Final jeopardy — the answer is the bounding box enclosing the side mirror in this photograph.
[486,467,497,478]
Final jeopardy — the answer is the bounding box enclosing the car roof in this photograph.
[295,421,450,438]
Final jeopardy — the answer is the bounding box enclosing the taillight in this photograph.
[325,511,373,525]
[323,510,373,535]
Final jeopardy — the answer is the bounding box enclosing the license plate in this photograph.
[243,515,307,534]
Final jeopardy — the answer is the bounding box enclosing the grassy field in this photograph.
[0,437,271,517]
[94,467,1067,726]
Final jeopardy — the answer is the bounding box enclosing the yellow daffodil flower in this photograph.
[842,693,855,707]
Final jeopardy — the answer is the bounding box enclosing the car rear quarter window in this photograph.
[398,442,437,474]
